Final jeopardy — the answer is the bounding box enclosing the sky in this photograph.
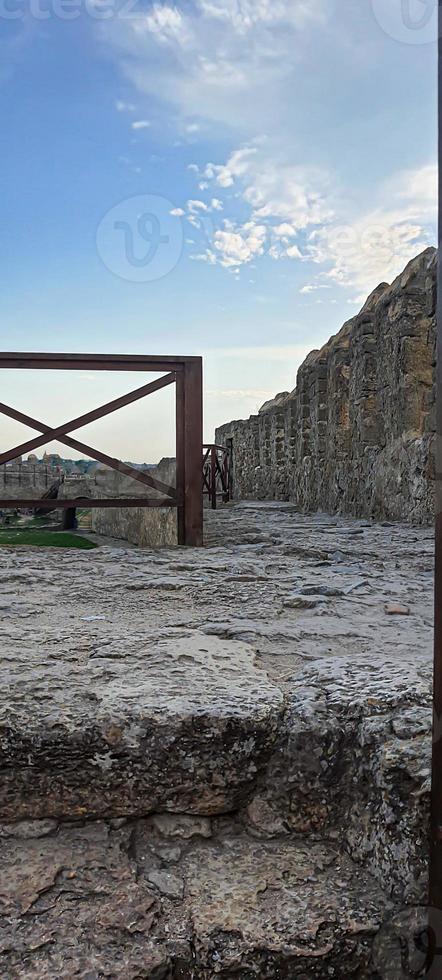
[0,0,438,462]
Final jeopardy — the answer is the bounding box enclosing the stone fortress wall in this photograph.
[86,458,178,546]
[0,464,62,501]
[216,248,437,524]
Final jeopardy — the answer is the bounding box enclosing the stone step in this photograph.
[0,632,283,821]
[1,626,431,910]
[244,654,432,905]
[0,814,396,979]
[0,512,434,977]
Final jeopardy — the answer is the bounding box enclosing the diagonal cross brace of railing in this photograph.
[0,373,177,499]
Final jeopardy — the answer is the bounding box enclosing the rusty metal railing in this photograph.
[0,352,203,546]
[202,444,231,510]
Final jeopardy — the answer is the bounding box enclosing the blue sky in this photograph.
[0,0,437,461]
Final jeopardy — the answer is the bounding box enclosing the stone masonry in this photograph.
[0,465,61,502]
[216,248,437,523]
[89,458,178,546]
[0,503,434,977]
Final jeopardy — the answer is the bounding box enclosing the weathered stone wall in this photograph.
[217,248,436,523]
[90,458,178,546]
[91,503,177,547]
[0,465,61,501]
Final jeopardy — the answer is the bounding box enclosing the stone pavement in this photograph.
[0,502,434,978]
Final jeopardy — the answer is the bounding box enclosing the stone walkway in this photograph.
[0,503,434,978]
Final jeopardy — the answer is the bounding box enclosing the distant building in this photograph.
[43,453,62,469]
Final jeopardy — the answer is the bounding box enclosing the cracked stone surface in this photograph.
[0,502,434,977]
[0,817,391,979]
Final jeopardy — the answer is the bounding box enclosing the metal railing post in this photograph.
[210,446,217,509]
[175,369,185,545]
[181,359,203,546]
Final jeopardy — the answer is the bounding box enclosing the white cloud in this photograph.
[187,214,203,228]
[100,0,330,130]
[245,171,333,228]
[347,295,367,306]
[274,223,296,237]
[285,244,302,259]
[115,99,135,112]
[212,221,267,268]
[204,146,333,231]
[192,145,332,268]
[191,250,217,264]
[307,162,437,294]
[141,5,192,46]
[131,119,151,130]
[187,199,209,213]
[204,147,258,187]
[187,150,436,289]
[308,218,428,291]
[97,3,435,300]
[299,283,330,294]
[390,162,437,211]
[170,207,185,216]
[197,0,326,32]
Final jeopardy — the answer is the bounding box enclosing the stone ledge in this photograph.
[245,655,432,903]
[0,632,283,821]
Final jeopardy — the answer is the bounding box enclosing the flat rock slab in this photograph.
[0,632,283,820]
[0,816,392,979]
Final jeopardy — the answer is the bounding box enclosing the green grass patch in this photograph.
[0,515,55,529]
[0,530,97,549]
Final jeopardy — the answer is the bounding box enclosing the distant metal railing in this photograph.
[202,444,231,509]
[0,352,203,546]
